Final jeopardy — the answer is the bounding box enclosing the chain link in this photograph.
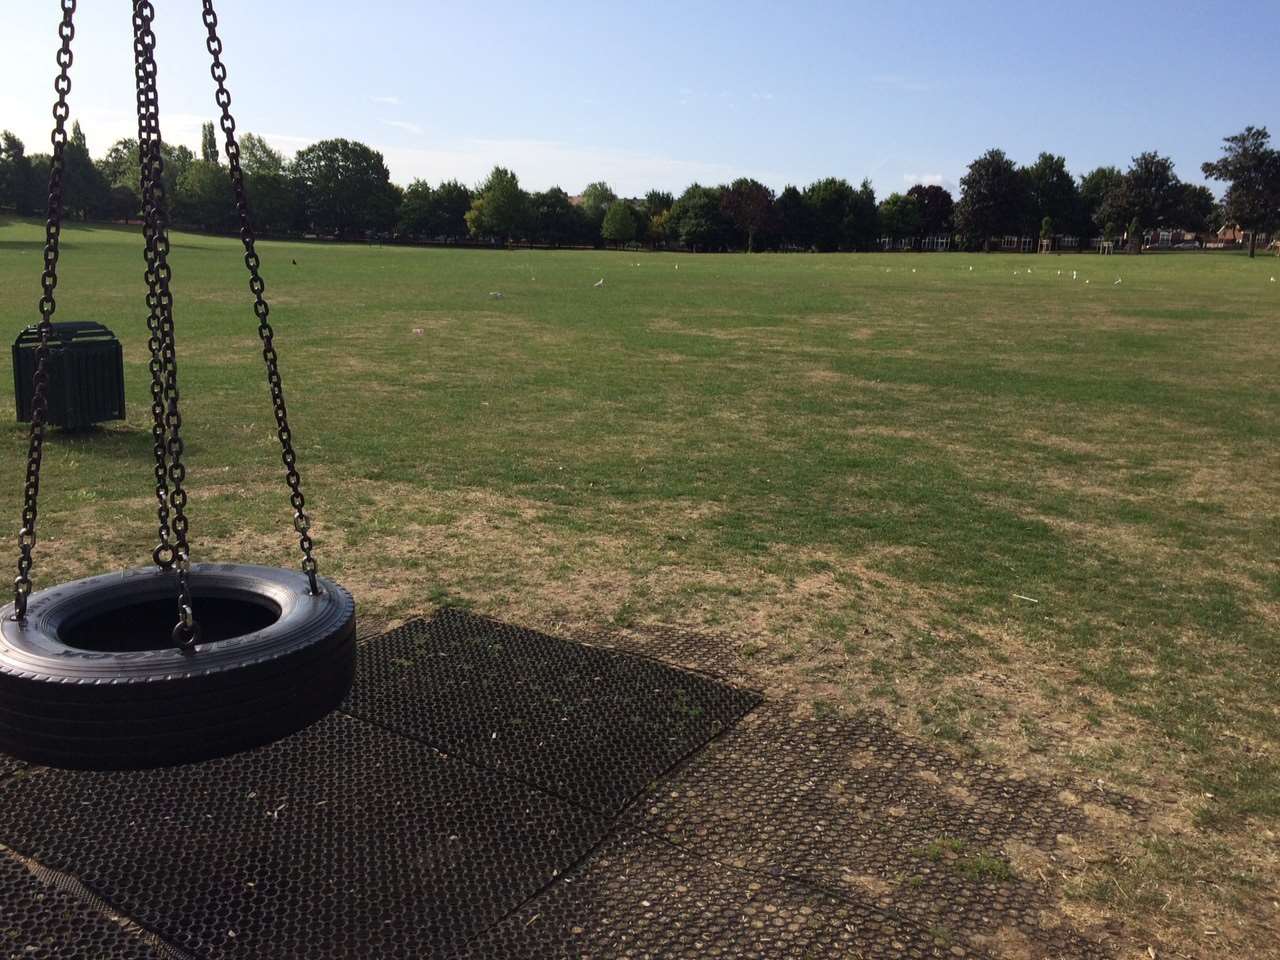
[131,3,174,572]
[131,1,199,647]
[12,1,77,621]
[200,0,319,595]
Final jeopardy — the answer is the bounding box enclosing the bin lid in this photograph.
[13,322,119,348]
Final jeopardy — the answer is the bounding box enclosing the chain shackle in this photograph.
[11,1,77,622]
[200,0,320,596]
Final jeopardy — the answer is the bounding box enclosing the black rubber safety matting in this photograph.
[458,825,969,959]
[624,700,1124,959]
[0,712,609,959]
[343,609,762,814]
[0,850,168,960]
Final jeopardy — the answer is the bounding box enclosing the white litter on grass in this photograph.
[911,268,916,273]
[488,291,503,299]
[411,328,423,336]
[1271,276,1277,283]
[593,278,605,288]
[1114,277,1122,285]
[1057,270,1061,276]
[1072,271,1078,280]
[1085,279,1090,284]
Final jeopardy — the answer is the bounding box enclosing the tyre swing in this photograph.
[0,2,355,770]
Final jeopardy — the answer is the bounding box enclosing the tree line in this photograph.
[1,121,1277,257]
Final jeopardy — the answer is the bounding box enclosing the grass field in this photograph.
[1,218,1278,954]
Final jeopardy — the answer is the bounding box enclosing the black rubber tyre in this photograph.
[0,563,355,769]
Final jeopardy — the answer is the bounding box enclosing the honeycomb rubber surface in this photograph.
[0,615,1131,959]
[0,850,169,960]
[624,700,1128,959]
[0,712,609,959]
[343,609,762,814]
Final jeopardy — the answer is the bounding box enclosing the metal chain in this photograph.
[11,1,76,622]
[200,0,319,595]
[132,1,200,647]
[131,4,174,573]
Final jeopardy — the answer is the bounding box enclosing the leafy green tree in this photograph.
[430,179,473,239]
[955,148,1026,250]
[237,133,287,177]
[61,121,110,220]
[646,208,673,247]
[107,184,139,222]
[201,121,219,163]
[802,177,856,251]
[844,179,879,250]
[1175,184,1216,235]
[775,185,808,249]
[644,190,674,218]
[877,192,922,241]
[398,179,435,237]
[578,181,616,242]
[721,177,776,252]
[906,184,954,236]
[292,137,395,238]
[1127,216,1142,252]
[669,183,729,251]
[244,169,297,235]
[1079,166,1123,237]
[173,159,232,231]
[1,131,37,214]
[601,199,638,246]
[1024,152,1081,236]
[1126,154,1182,239]
[465,165,527,243]
[528,186,580,245]
[1202,126,1280,258]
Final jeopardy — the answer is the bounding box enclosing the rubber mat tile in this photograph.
[455,825,975,960]
[343,610,762,815]
[0,851,169,960]
[0,712,609,960]
[625,701,1116,959]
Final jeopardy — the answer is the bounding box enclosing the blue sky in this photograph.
[1,2,1275,199]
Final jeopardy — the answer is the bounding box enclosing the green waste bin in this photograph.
[12,322,126,430]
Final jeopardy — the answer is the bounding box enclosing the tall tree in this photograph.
[802,177,856,252]
[1201,126,1280,258]
[844,179,879,250]
[1078,165,1123,237]
[578,181,616,242]
[62,121,109,220]
[1175,184,1217,235]
[1114,152,1184,247]
[601,200,638,247]
[237,133,286,176]
[878,192,922,241]
[200,121,219,163]
[669,183,730,251]
[721,177,776,252]
[906,183,954,236]
[430,179,473,239]
[292,137,395,239]
[398,179,435,237]
[954,148,1026,250]
[775,184,808,249]
[173,159,232,231]
[528,186,579,245]
[465,165,527,243]
[1,131,37,214]
[644,189,674,217]
[1023,152,1081,236]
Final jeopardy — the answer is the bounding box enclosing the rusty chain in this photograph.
[200,0,320,595]
[11,1,76,622]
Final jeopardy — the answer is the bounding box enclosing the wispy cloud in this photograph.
[382,119,424,136]
[871,74,931,94]
[370,95,401,105]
